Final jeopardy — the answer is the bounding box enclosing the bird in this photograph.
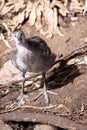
[11,29,57,107]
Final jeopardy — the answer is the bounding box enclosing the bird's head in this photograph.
[12,29,26,44]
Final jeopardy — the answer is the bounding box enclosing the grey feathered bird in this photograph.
[11,29,56,106]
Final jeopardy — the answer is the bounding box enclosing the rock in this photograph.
[34,124,58,130]
[0,120,13,130]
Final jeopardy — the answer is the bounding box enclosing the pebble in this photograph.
[34,124,58,130]
[0,120,13,130]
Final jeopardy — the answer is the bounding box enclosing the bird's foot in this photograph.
[34,89,57,105]
[6,94,29,109]
[17,94,29,107]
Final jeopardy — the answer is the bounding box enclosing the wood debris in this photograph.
[0,0,85,47]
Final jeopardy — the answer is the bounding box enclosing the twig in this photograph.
[0,104,58,114]
[0,73,41,89]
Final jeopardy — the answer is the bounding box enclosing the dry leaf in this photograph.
[1,5,14,15]
[35,4,43,31]
[0,0,5,11]
[25,1,33,19]
[14,0,25,12]
[40,29,48,35]
[26,1,33,13]
[28,6,36,26]
[0,33,11,48]
[59,8,67,16]
[12,15,19,26]
[0,0,85,44]
[18,10,25,24]
[2,22,11,36]
[53,7,64,36]
[43,0,54,38]
[70,0,84,12]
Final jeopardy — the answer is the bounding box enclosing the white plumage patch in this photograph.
[16,44,32,71]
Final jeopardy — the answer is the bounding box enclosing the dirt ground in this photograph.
[1,15,87,129]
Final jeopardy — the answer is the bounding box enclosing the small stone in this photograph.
[34,124,57,130]
[0,120,13,130]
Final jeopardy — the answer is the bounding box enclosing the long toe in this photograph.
[43,89,57,104]
[17,94,29,107]
[34,89,50,104]
[33,89,57,105]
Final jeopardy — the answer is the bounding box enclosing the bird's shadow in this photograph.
[46,45,87,90]
[46,62,80,89]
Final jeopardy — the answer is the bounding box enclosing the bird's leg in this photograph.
[34,72,57,105]
[42,72,50,104]
[17,72,29,107]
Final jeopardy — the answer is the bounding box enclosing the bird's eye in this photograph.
[20,33,22,37]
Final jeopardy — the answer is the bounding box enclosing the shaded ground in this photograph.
[1,15,87,129]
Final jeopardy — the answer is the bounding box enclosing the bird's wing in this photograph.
[26,36,51,57]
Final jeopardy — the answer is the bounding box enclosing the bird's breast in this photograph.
[16,46,33,72]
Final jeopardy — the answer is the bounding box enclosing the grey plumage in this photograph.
[11,29,56,106]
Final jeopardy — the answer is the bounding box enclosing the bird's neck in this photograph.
[15,41,25,50]
[16,42,31,57]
